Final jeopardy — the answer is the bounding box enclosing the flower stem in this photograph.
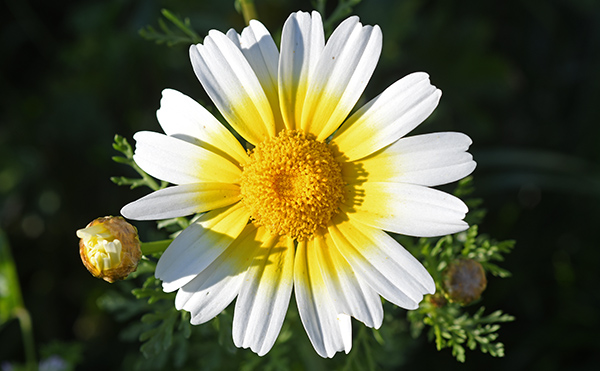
[141,239,172,255]
[14,307,36,371]
[315,0,326,16]
[239,0,258,25]
[132,161,161,191]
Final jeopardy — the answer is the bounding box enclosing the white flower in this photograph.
[121,11,476,357]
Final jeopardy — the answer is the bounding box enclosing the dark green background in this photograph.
[1,0,599,369]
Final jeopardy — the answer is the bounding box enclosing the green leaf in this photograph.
[139,9,202,46]
[323,0,364,35]
[110,176,150,189]
[411,299,515,363]
[156,217,190,231]
[404,177,516,362]
[0,229,23,326]
[111,134,162,191]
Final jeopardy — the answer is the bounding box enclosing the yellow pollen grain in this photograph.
[240,130,345,241]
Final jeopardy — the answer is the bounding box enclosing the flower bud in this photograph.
[77,216,141,283]
[442,259,487,305]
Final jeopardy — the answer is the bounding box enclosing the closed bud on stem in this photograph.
[77,216,141,283]
[443,259,487,305]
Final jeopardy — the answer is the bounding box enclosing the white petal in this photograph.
[227,21,285,133]
[314,233,383,329]
[343,132,476,187]
[279,11,325,130]
[232,235,294,356]
[328,216,435,309]
[226,28,240,45]
[132,131,241,185]
[121,183,240,220]
[301,17,383,141]
[177,266,243,326]
[332,72,442,162]
[156,203,250,292]
[156,89,248,166]
[190,30,276,144]
[240,21,279,85]
[343,182,469,237]
[338,313,352,352]
[294,240,353,358]
[175,224,264,324]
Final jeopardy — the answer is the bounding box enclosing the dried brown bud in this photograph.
[77,216,141,283]
[443,259,487,305]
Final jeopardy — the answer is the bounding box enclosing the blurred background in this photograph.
[1,0,599,369]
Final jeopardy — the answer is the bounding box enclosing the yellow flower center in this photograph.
[240,130,345,241]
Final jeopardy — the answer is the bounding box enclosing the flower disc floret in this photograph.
[240,130,345,241]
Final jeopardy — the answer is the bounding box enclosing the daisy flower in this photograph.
[121,11,476,358]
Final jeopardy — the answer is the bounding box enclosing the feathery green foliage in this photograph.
[401,177,515,362]
[111,135,166,191]
[139,9,202,46]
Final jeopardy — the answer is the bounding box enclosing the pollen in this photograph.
[240,130,345,241]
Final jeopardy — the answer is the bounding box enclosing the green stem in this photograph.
[315,0,327,16]
[239,0,258,25]
[14,307,36,371]
[132,161,161,191]
[360,325,376,370]
[323,0,362,34]
[141,239,173,255]
[161,9,201,43]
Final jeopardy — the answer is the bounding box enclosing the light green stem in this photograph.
[14,307,36,371]
[315,0,326,16]
[132,161,161,191]
[141,239,172,255]
[239,0,258,25]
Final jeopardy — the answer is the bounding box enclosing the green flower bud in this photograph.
[443,259,487,305]
[77,216,141,283]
